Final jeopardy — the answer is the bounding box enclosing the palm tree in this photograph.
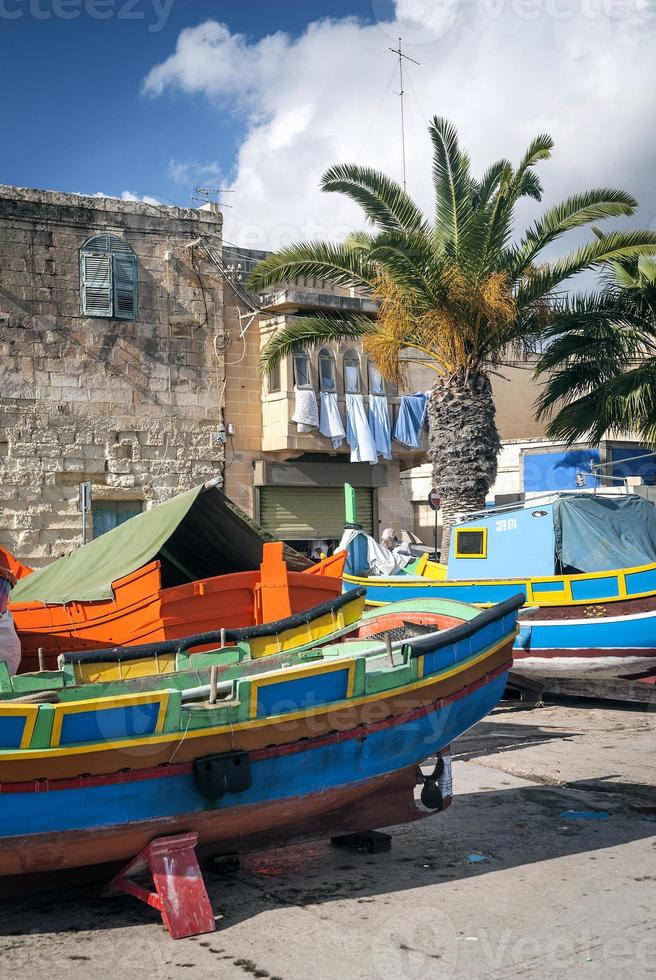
[536,254,656,444]
[250,118,656,552]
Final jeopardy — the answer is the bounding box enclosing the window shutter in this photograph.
[113,252,137,320]
[81,253,113,317]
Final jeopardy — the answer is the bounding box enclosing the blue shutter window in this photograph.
[80,234,137,320]
[113,252,137,320]
[81,253,112,317]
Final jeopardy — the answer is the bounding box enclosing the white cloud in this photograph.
[143,3,656,251]
[79,190,162,206]
[119,190,162,206]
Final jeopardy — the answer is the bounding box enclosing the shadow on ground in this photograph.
[1,770,654,940]
[452,713,585,762]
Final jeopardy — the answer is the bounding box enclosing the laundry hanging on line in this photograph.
[292,387,319,433]
[368,395,392,461]
[345,393,378,464]
[394,392,428,449]
[319,391,346,449]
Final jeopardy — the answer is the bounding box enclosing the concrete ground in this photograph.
[1,701,655,979]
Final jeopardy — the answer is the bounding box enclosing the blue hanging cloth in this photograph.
[368,395,392,461]
[393,393,428,449]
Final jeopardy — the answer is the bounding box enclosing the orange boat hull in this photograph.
[11,546,345,672]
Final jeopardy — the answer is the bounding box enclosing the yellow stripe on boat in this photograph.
[50,690,170,747]
[0,703,40,750]
[345,560,656,607]
[249,594,365,659]
[0,630,515,762]
[73,655,178,685]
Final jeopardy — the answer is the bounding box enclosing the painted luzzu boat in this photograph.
[0,594,523,877]
[9,484,345,672]
[343,493,656,680]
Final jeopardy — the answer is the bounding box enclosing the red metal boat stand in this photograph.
[105,832,216,940]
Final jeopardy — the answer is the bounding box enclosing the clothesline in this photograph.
[292,389,430,464]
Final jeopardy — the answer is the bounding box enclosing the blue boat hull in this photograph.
[515,607,656,678]
[0,671,507,874]
[356,582,656,679]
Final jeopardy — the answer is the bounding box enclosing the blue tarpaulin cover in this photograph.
[554,495,656,572]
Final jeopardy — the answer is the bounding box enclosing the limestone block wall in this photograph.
[221,274,264,518]
[0,187,225,566]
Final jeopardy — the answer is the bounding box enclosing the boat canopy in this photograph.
[554,494,656,573]
[12,486,311,605]
[447,493,656,580]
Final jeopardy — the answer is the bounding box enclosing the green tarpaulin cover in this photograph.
[12,486,311,605]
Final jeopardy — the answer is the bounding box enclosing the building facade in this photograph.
[222,248,423,555]
[220,248,568,555]
[3,184,615,568]
[0,186,224,566]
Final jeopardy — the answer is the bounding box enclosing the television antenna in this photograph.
[388,38,420,193]
[192,187,234,209]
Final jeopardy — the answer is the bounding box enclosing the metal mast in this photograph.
[388,37,420,192]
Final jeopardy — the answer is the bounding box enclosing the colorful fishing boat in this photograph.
[9,484,344,671]
[0,594,523,878]
[343,493,656,680]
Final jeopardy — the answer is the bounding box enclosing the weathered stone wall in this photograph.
[0,187,225,566]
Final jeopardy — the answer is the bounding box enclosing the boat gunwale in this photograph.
[345,559,656,607]
[56,588,368,665]
[0,658,511,795]
[0,626,518,764]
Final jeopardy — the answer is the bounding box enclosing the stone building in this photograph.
[0,186,224,567]
[0,183,565,568]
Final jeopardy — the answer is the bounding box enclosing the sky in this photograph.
[1,0,655,254]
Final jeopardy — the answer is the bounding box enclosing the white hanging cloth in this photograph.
[319,392,346,449]
[336,527,414,576]
[345,393,377,464]
[292,387,319,433]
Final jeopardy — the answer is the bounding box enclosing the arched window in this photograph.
[318,348,336,391]
[292,347,312,389]
[80,234,137,320]
[343,349,361,394]
[367,361,385,395]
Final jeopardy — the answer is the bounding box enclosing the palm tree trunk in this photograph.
[427,370,501,558]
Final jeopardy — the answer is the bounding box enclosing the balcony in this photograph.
[259,287,378,317]
[260,336,427,463]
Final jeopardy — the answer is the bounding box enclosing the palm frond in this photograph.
[514,134,554,177]
[471,160,511,208]
[535,283,656,444]
[321,164,426,233]
[515,229,656,307]
[542,361,656,445]
[515,169,543,201]
[430,116,473,251]
[509,189,638,281]
[365,229,437,302]
[248,241,377,293]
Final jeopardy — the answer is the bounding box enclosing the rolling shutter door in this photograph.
[259,487,373,540]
